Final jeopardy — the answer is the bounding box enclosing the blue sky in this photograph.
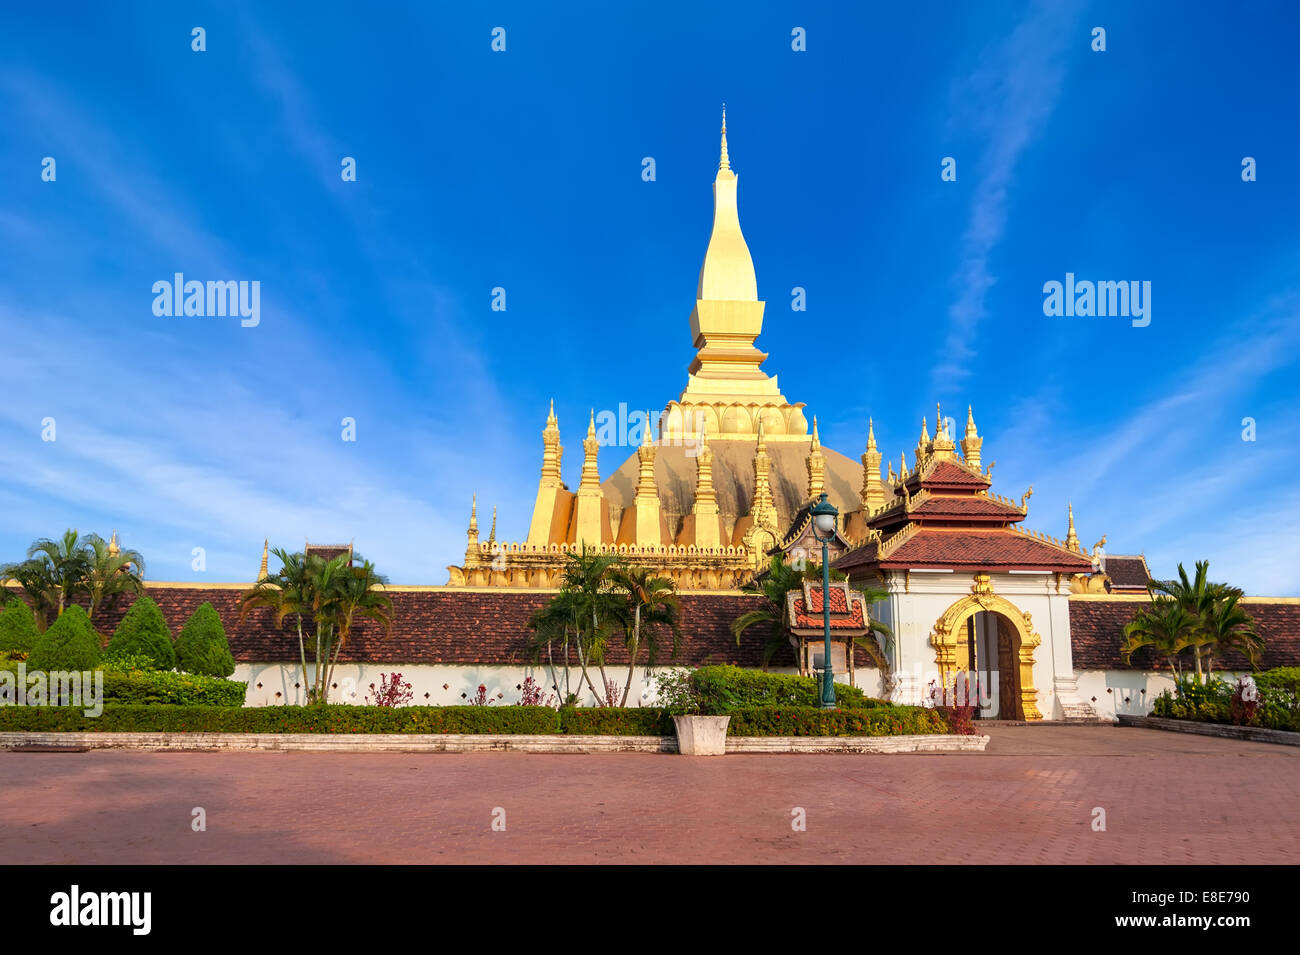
[2,1,1298,594]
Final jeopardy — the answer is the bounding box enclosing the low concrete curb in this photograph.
[1117,715,1300,747]
[0,731,988,754]
[727,734,989,753]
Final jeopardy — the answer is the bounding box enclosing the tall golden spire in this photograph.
[632,410,662,547]
[695,108,757,303]
[750,419,778,531]
[527,401,565,545]
[692,423,720,548]
[932,402,956,456]
[861,418,884,511]
[573,410,608,546]
[258,537,269,581]
[915,416,931,467]
[805,416,826,501]
[108,530,120,557]
[488,506,497,545]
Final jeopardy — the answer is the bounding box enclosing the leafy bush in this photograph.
[0,656,246,707]
[173,603,236,677]
[688,665,883,713]
[0,598,40,655]
[0,704,561,734]
[27,605,101,671]
[559,706,674,735]
[1153,670,1300,732]
[725,705,949,737]
[106,596,175,671]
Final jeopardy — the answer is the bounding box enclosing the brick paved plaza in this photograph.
[1,726,1296,864]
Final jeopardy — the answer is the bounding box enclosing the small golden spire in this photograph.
[488,506,497,544]
[1066,502,1080,552]
[469,495,479,534]
[258,537,269,580]
[756,415,767,451]
[719,105,730,171]
[108,530,120,557]
[587,409,597,438]
[546,397,556,426]
[641,410,654,447]
[810,416,821,450]
[935,403,944,440]
[866,417,877,452]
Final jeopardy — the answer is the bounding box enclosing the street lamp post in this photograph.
[810,492,839,709]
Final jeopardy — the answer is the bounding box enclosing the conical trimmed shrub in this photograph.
[0,598,40,655]
[28,605,101,671]
[107,596,176,670]
[174,602,236,677]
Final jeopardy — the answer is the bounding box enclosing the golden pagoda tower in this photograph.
[805,417,826,501]
[631,414,663,548]
[464,495,480,565]
[573,411,607,547]
[690,424,722,549]
[526,400,564,545]
[860,418,884,512]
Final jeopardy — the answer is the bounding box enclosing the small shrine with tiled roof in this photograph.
[784,580,873,685]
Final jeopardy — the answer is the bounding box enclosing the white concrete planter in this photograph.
[672,715,731,756]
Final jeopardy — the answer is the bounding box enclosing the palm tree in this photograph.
[323,557,393,701]
[1148,561,1218,681]
[553,548,624,705]
[240,548,313,699]
[611,566,682,706]
[1199,591,1262,679]
[528,588,585,705]
[1121,597,1201,679]
[83,534,145,626]
[0,558,60,630]
[11,529,93,620]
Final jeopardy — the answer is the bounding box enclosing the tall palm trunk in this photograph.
[621,604,641,707]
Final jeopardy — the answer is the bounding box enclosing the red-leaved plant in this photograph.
[928,673,979,735]
[467,684,493,706]
[1230,676,1261,726]
[366,673,414,708]
[517,676,557,707]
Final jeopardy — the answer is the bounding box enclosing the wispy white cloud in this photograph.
[931,1,1083,387]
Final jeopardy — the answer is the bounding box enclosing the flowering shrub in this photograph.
[366,673,414,708]
[517,676,556,707]
[928,674,979,735]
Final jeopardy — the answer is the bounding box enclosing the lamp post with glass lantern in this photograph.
[810,493,840,709]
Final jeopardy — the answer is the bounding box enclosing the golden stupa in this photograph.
[447,113,994,590]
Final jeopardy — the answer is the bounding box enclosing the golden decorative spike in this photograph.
[258,537,269,580]
[108,530,120,557]
[1065,502,1080,552]
[488,506,498,544]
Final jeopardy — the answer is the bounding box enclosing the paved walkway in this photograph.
[1,725,1296,864]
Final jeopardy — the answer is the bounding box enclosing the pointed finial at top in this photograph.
[587,409,597,438]
[811,416,821,450]
[756,415,766,449]
[966,404,977,435]
[641,411,654,447]
[935,402,944,439]
[719,105,730,171]
[547,398,556,425]
[108,530,120,557]
[866,417,877,451]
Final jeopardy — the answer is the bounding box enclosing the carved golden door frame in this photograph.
[929,581,1042,721]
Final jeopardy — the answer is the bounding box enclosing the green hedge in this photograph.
[0,702,948,736]
[559,706,674,736]
[0,658,247,707]
[725,704,948,737]
[690,665,884,712]
[0,704,562,734]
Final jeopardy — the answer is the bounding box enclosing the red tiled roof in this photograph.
[838,528,1094,573]
[1102,555,1152,591]
[1068,597,1300,670]
[910,496,1024,520]
[900,458,989,492]
[61,585,788,668]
